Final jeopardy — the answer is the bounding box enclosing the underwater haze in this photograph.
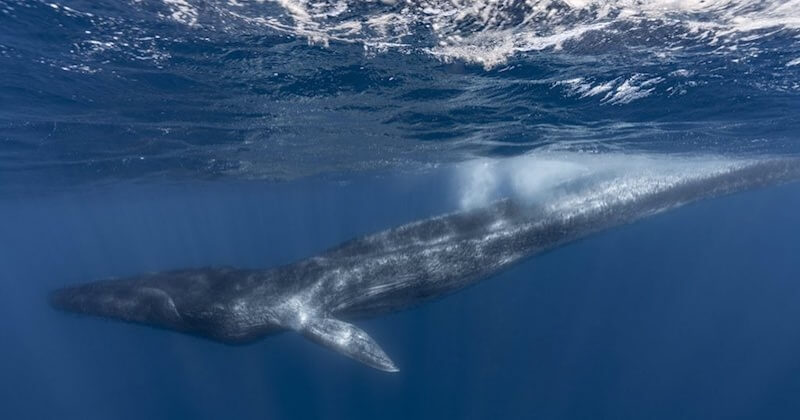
[1,0,800,419]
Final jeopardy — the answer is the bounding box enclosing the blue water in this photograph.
[2,0,800,419]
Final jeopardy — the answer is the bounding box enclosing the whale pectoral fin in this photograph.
[298,318,399,373]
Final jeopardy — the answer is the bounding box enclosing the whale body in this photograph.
[50,156,800,372]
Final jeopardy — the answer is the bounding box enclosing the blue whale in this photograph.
[50,156,800,372]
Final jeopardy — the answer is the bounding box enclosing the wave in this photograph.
[151,0,800,67]
[2,0,798,192]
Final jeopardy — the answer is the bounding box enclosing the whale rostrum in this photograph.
[50,157,800,372]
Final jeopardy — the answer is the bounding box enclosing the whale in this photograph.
[50,156,800,372]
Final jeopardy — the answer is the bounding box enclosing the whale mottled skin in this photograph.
[50,157,800,372]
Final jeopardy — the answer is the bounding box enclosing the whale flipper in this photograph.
[298,317,399,372]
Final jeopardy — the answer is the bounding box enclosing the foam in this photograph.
[150,0,800,67]
[163,0,199,26]
[555,75,665,105]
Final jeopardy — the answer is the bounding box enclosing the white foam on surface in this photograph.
[41,0,800,68]
[151,0,800,67]
[554,75,665,104]
[163,0,199,26]
[602,76,665,105]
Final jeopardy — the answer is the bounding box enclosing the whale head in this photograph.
[49,267,290,342]
[50,277,186,331]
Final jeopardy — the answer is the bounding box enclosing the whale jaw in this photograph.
[49,279,184,330]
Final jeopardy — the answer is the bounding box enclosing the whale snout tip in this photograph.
[47,280,181,328]
[48,284,104,316]
[48,286,80,312]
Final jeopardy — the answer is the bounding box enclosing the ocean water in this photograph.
[1,1,800,419]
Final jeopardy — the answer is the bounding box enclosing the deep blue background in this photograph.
[1,170,799,420]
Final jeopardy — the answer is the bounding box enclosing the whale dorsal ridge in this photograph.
[297,317,399,372]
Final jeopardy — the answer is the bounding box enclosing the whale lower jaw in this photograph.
[49,281,185,328]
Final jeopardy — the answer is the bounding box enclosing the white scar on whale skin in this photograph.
[50,153,800,372]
